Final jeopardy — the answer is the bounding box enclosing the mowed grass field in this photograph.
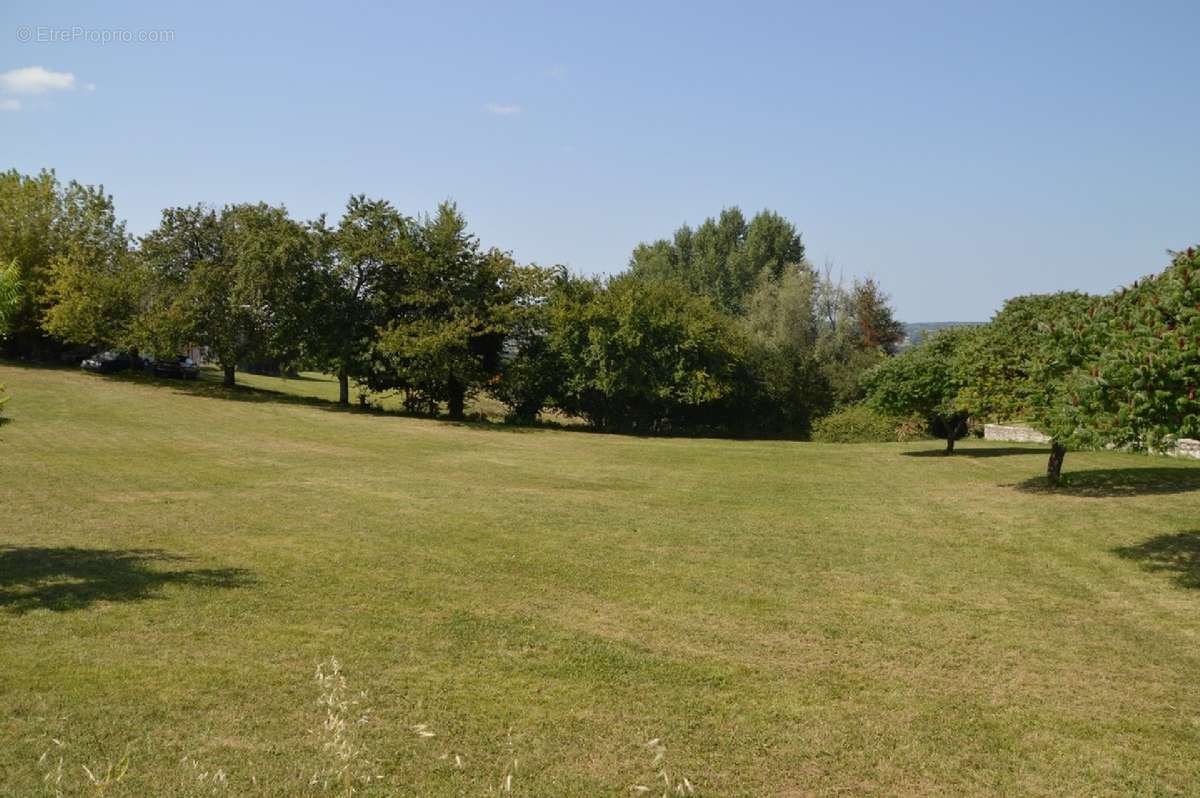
[3,363,1200,796]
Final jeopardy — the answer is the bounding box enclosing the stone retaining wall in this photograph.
[983,424,1200,459]
[1168,438,1200,460]
[983,424,1051,444]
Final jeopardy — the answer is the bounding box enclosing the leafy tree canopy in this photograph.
[956,292,1098,423]
[864,326,979,452]
[1047,247,1200,454]
[367,202,537,418]
[139,203,314,384]
[0,170,129,355]
[629,208,805,314]
[546,274,746,432]
[0,260,20,337]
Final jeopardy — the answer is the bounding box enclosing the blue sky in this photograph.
[2,1,1198,321]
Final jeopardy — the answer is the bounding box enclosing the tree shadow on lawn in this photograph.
[903,446,1046,458]
[1113,531,1200,589]
[1013,467,1200,497]
[0,546,254,614]
[165,376,336,409]
[158,373,591,434]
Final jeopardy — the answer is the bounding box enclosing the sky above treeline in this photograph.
[3,1,1198,321]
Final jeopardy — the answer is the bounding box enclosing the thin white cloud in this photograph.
[0,66,77,95]
[484,102,521,116]
[0,98,20,111]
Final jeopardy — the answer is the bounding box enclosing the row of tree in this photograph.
[0,170,904,435]
[5,169,1195,479]
[864,252,1200,481]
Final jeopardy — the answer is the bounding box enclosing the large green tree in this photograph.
[368,202,528,419]
[737,264,832,435]
[850,278,905,355]
[953,292,1097,481]
[864,327,979,453]
[546,274,745,432]
[1040,248,1200,473]
[487,266,566,424]
[956,292,1097,424]
[140,203,314,385]
[311,196,414,404]
[0,170,130,356]
[630,208,805,314]
[0,170,57,354]
[42,239,143,351]
[809,267,899,404]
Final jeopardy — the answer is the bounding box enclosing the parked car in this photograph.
[81,350,137,373]
[150,355,201,380]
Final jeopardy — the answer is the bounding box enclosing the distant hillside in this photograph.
[899,321,983,349]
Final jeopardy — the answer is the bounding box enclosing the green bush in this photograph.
[812,403,925,443]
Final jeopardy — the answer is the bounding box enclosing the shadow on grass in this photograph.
[166,375,337,409]
[904,446,1046,458]
[153,372,585,434]
[1013,467,1200,497]
[1113,532,1200,589]
[2,359,792,440]
[0,546,255,614]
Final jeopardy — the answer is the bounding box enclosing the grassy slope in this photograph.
[230,369,547,422]
[2,362,1199,796]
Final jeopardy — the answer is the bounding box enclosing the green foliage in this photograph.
[808,268,901,404]
[850,278,906,355]
[139,203,315,384]
[731,341,831,437]
[1,172,911,439]
[308,196,413,403]
[629,208,805,314]
[546,274,745,432]
[489,267,567,423]
[1049,248,1200,453]
[367,203,532,418]
[957,292,1097,423]
[864,327,979,450]
[737,265,833,435]
[0,260,20,337]
[42,249,144,349]
[811,403,918,443]
[0,171,129,355]
[819,345,887,406]
[0,170,57,350]
[742,264,819,351]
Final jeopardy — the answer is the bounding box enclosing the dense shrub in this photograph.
[545,275,745,433]
[811,404,924,443]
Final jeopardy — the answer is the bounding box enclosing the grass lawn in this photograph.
[228,369,564,424]
[2,362,1200,796]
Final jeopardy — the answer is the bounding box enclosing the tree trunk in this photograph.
[944,418,966,455]
[222,365,236,386]
[1046,443,1066,484]
[447,376,465,420]
[338,370,349,406]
